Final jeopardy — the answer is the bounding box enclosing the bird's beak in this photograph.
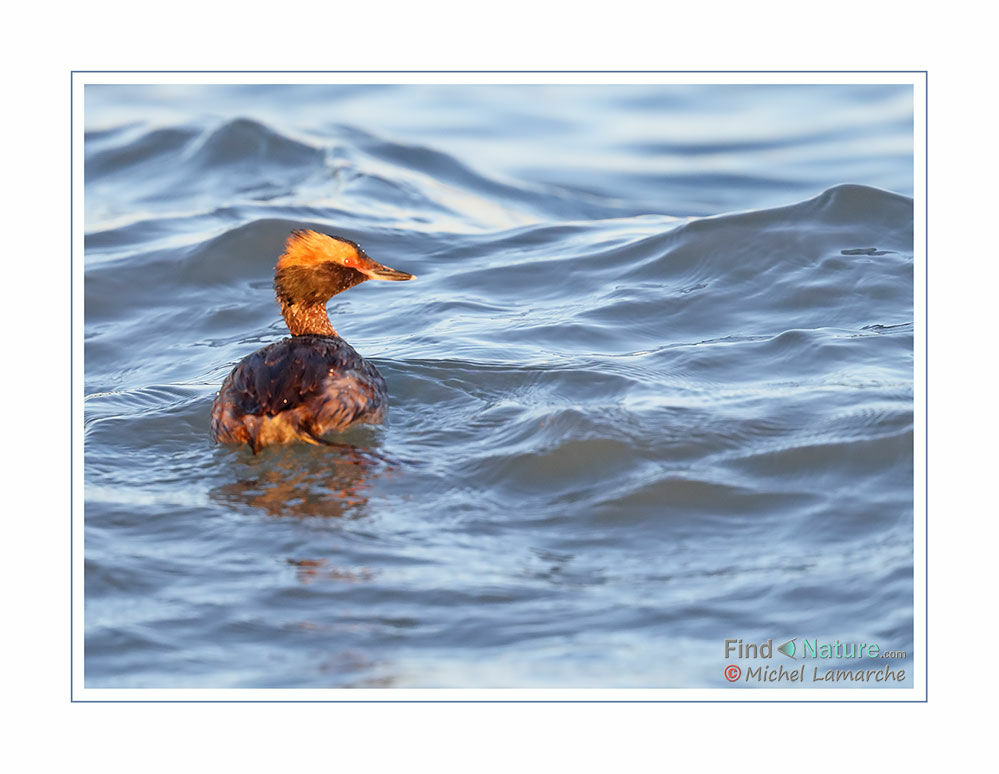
[360,258,415,281]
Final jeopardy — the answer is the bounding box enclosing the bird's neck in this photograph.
[280,300,337,336]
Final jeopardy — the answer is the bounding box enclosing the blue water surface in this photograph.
[83,83,914,689]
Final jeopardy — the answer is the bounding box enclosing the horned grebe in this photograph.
[210,229,414,453]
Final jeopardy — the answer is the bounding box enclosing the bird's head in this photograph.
[274,229,414,306]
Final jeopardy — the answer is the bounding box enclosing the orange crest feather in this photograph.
[277,229,359,269]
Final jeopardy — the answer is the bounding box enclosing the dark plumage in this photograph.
[211,335,386,453]
[210,230,414,453]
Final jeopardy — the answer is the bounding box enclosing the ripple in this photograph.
[187,117,323,169]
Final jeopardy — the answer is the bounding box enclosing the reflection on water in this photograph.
[210,444,390,518]
[288,559,376,585]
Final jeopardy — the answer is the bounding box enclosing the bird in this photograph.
[211,229,414,453]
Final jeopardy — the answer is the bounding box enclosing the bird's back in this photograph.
[211,334,388,452]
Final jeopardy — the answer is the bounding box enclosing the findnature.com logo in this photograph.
[721,638,908,685]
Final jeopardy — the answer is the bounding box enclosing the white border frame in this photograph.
[72,70,926,702]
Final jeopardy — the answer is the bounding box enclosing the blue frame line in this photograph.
[70,70,928,703]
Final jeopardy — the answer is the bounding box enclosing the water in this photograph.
[83,83,914,689]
